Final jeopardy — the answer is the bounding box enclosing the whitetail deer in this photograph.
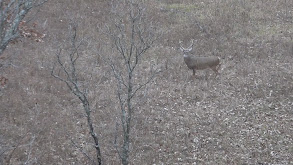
[179,40,220,77]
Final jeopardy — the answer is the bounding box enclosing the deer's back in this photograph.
[184,56,219,69]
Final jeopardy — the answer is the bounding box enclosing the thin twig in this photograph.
[69,138,96,165]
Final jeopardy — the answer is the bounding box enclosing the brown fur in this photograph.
[180,40,220,76]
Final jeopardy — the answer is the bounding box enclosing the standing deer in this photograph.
[179,40,220,77]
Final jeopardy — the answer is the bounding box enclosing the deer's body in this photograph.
[180,40,220,76]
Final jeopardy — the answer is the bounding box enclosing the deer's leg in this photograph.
[216,63,221,73]
[211,65,220,78]
[211,66,218,75]
[193,69,195,76]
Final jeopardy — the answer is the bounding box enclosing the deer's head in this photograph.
[179,39,194,54]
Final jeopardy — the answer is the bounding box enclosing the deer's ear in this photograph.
[187,47,192,51]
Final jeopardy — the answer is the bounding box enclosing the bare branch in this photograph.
[69,138,96,165]
[0,0,48,55]
[130,69,160,100]
[51,24,102,165]
[105,1,159,164]
[113,121,123,160]
[110,62,128,89]
[24,135,36,165]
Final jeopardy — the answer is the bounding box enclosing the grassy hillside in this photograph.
[1,0,292,164]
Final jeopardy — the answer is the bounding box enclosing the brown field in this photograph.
[1,0,293,164]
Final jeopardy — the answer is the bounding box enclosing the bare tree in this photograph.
[0,0,47,56]
[51,23,102,165]
[105,1,159,164]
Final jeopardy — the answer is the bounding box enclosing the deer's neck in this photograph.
[183,54,190,58]
[183,54,192,64]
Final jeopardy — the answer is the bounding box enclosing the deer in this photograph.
[179,39,220,77]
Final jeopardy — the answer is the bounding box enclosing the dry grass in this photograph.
[1,0,293,164]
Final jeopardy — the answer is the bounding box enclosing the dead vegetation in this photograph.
[0,0,292,164]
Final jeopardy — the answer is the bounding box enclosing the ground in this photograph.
[0,0,292,164]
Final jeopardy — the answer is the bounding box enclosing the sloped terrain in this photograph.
[0,0,292,164]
